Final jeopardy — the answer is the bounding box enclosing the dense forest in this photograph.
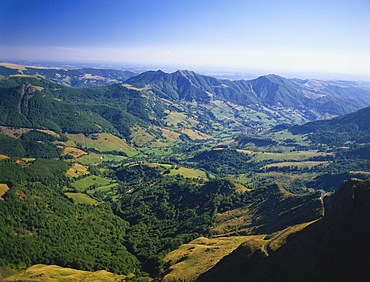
[0,156,322,277]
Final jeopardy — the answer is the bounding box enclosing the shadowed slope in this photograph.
[197,179,370,282]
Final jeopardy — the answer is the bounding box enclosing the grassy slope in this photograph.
[71,175,111,191]
[0,184,9,200]
[3,264,134,281]
[65,163,90,178]
[197,179,370,282]
[163,235,265,282]
[64,192,98,205]
[213,184,322,236]
[263,161,328,168]
[72,153,127,165]
[66,133,134,152]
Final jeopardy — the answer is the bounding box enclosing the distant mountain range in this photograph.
[127,69,370,120]
[0,63,137,87]
[1,63,370,145]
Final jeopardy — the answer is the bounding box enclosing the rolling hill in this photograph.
[0,63,137,87]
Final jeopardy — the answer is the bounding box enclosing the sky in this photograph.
[1,0,370,77]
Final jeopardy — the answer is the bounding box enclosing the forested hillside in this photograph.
[289,105,370,146]
[0,156,322,278]
[0,76,142,146]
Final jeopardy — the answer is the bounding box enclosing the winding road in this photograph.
[262,190,329,256]
[262,227,292,256]
[320,190,330,216]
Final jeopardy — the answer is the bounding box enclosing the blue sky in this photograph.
[1,0,369,76]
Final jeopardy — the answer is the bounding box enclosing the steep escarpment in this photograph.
[198,179,370,282]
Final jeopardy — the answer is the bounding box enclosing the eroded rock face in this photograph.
[20,83,36,96]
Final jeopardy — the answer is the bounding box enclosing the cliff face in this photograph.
[197,179,370,282]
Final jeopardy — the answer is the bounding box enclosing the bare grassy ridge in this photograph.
[268,220,319,252]
[198,180,370,282]
[163,236,265,282]
[3,264,133,281]
[66,133,133,152]
[263,161,328,169]
[213,184,322,236]
[0,63,27,71]
[0,184,9,200]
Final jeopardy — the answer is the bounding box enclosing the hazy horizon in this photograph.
[1,0,369,79]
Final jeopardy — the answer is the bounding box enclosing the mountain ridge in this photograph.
[0,63,137,88]
[2,63,370,134]
[127,69,370,121]
[197,178,370,282]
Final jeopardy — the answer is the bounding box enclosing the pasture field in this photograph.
[161,128,181,142]
[169,167,208,179]
[64,193,98,205]
[66,163,90,178]
[75,153,127,165]
[71,175,111,191]
[210,107,234,120]
[138,146,174,156]
[66,133,133,151]
[121,83,146,91]
[273,130,308,140]
[164,111,187,126]
[252,150,330,161]
[96,183,119,192]
[180,128,212,140]
[62,147,87,158]
[130,128,155,146]
[155,163,209,179]
[263,161,329,169]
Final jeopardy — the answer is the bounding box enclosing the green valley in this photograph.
[1,64,370,281]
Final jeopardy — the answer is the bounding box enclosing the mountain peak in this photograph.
[255,74,287,83]
[175,70,197,76]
